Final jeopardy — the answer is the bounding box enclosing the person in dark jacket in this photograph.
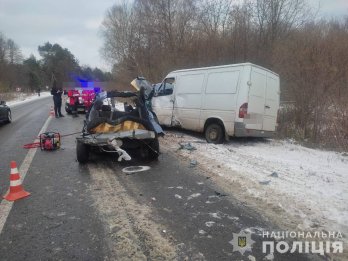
[51,80,64,118]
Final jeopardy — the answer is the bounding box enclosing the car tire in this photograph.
[6,110,12,123]
[76,140,89,163]
[205,123,224,144]
[147,138,160,160]
[65,105,72,114]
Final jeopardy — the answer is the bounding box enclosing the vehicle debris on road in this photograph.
[259,180,271,185]
[214,190,228,197]
[178,142,196,151]
[190,159,198,167]
[270,172,278,178]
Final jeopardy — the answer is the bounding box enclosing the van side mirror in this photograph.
[164,88,173,95]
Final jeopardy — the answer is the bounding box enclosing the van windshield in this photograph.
[157,77,175,96]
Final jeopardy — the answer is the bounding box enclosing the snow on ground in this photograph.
[5,92,51,107]
[162,131,348,239]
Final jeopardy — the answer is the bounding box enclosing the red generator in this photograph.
[40,132,61,150]
[65,88,96,114]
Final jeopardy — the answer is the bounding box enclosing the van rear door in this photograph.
[247,67,279,131]
[263,73,279,131]
[246,67,266,130]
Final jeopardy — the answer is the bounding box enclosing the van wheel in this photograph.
[76,140,90,163]
[205,123,224,144]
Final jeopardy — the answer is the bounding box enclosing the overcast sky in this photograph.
[0,0,117,71]
[0,0,347,72]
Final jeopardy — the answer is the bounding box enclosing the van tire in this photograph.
[205,123,224,144]
[76,140,90,163]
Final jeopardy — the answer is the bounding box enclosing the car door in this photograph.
[0,103,6,120]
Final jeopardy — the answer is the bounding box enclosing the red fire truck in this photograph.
[65,88,98,114]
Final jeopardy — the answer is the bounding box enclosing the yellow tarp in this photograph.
[90,120,146,133]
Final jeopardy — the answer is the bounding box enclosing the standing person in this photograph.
[50,80,64,118]
[71,94,79,118]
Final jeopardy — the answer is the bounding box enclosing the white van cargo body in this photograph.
[152,63,280,143]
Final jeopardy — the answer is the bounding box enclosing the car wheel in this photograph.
[65,105,72,114]
[147,138,160,160]
[6,110,12,123]
[76,140,90,163]
[205,123,224,144]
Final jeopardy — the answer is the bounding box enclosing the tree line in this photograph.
[101,0,348,150]
[0,34,111,94]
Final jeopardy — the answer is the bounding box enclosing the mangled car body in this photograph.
[76,82,163,163]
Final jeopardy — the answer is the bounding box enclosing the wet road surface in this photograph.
[0,98,323,260]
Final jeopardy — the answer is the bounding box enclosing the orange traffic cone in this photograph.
[49,106,55,117]
[3,161,30,201]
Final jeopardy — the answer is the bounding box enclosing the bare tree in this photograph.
[100,0,348,149]
[6,39,23,64]
[253,0,313,64]
[101,2,137,64]
[274,19,348,149]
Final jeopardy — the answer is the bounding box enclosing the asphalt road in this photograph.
[0,98,323,260]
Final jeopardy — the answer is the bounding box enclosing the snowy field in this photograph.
[5,92,51,107]
[163,131,348,239]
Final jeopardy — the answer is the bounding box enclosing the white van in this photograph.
[152,63,280,143]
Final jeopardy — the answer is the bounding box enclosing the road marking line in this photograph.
[0,116,52,234]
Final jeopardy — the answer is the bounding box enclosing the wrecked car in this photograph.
[76,82,164,163]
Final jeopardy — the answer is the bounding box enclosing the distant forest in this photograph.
[0,0,347,149]
[101,0,348,150]
[0,38,111,93]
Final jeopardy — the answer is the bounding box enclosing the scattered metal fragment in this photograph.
[270,172,278,178]
[259,180,271,185]
[214,191,228,197]
[190,160,197,167]
[178,142,196,151]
